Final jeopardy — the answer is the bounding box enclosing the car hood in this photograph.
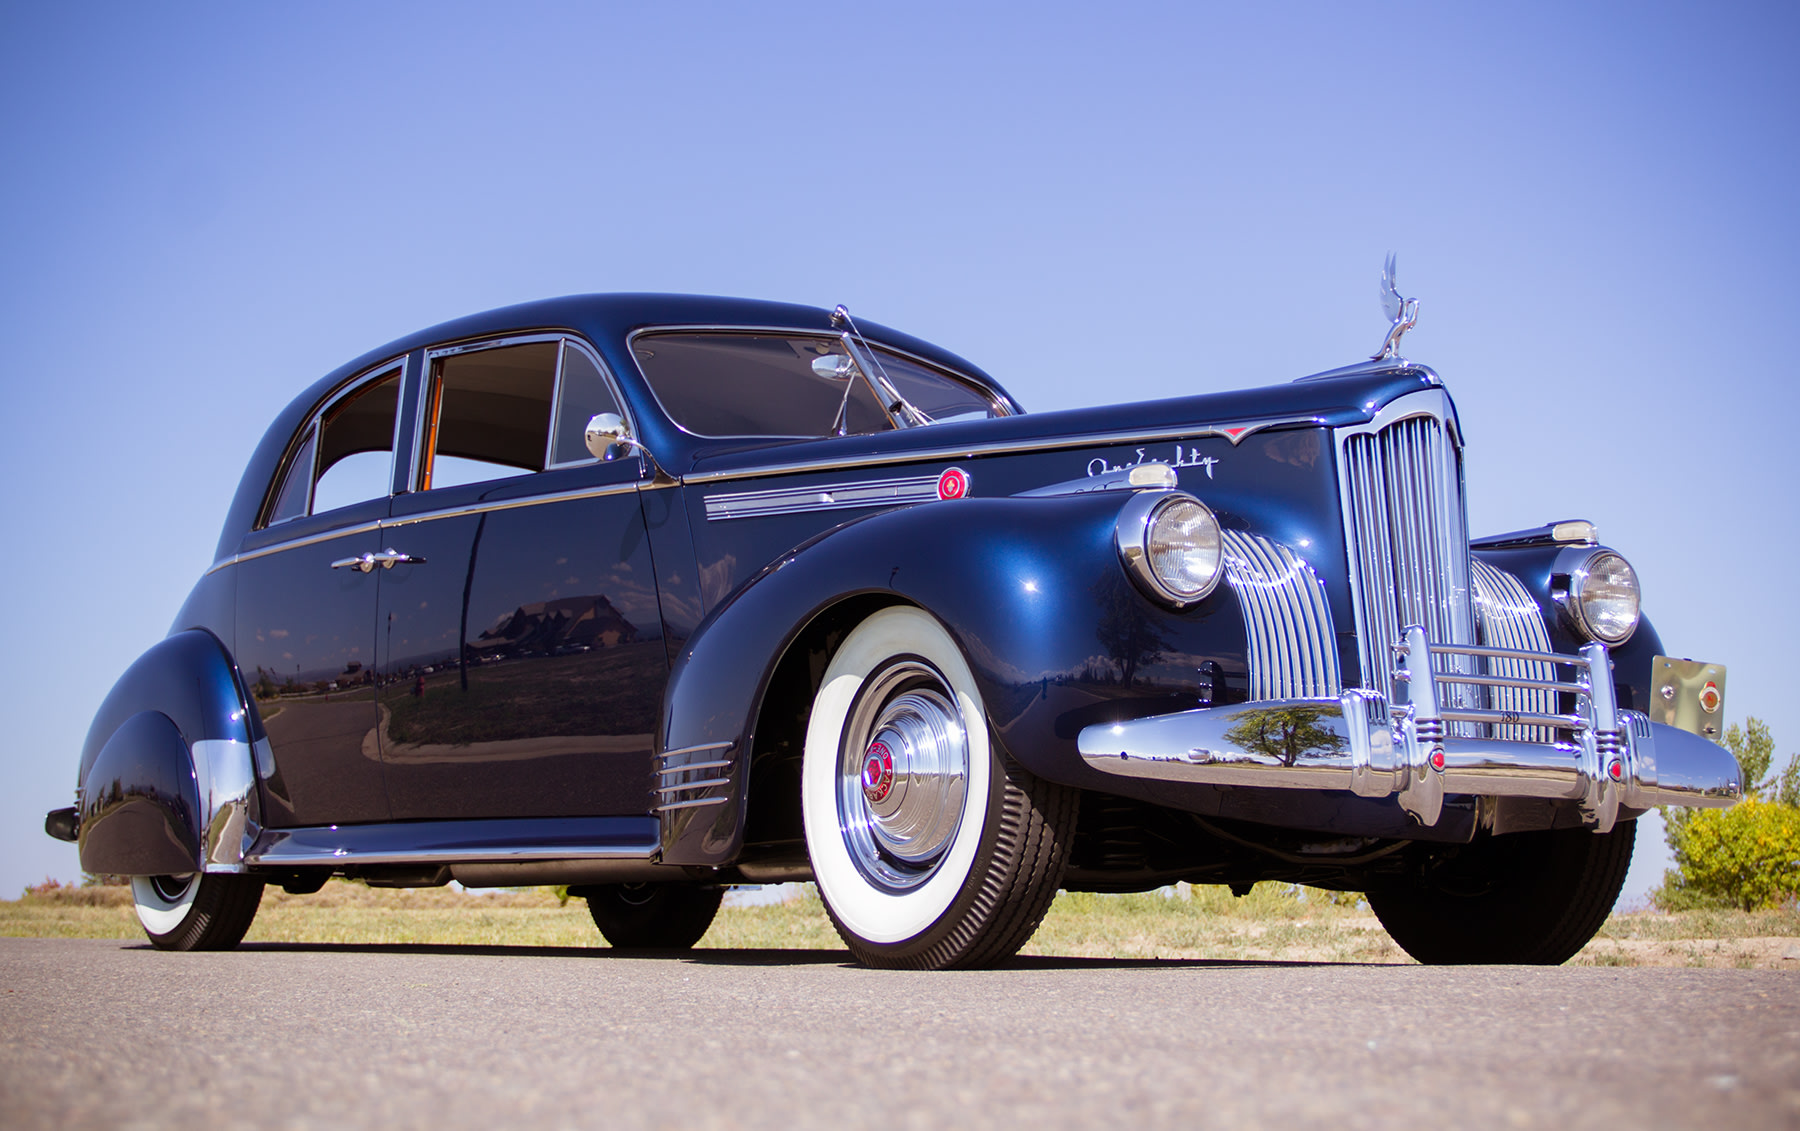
[681,365,1448,476]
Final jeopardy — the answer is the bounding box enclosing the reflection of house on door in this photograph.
[476,595,639,658]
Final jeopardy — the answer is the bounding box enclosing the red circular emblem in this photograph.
[1428,748,1446,772]
[1699,681,1721,714]
[1608,760,1625,782]
[862,740,894,803]
[936,467,969,501]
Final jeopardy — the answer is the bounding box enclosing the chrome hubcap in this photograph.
[150,874,196,903]
[838,660,970,890]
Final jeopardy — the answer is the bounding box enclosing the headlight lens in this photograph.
[1571,551,1640,643]
[1118,493,1224,606]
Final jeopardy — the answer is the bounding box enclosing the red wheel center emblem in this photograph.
[936,467,969,501]
[862,740,894,803]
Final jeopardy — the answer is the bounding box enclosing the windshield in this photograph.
[632,331,1007,438]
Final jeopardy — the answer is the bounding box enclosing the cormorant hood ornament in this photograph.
[1372,253,1419,361]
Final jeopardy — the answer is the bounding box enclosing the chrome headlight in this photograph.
[1561,549,1640,644]
[1116,492,1224,607]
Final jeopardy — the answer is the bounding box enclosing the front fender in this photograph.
[658,492,1252,864]
[1472,545,1667,712]
[74,629,265,875]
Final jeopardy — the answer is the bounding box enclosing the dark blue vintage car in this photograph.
[47,281,1742,967]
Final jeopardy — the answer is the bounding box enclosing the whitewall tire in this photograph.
[131,873,264,951]
[801,606,1075,969]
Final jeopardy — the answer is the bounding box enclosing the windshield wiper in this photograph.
[831,305,933,429]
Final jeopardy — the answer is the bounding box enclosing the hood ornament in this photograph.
[1372,253,1420,361]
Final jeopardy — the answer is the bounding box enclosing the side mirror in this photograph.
[812,354,856,380]
[584,413,631,461]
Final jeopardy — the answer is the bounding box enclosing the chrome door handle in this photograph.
[371,548,425,569]
[329,549,425,573]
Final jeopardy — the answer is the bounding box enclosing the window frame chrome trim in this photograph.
[411,331,636,494]
[625,323,1017,442]
[258,355,411,531]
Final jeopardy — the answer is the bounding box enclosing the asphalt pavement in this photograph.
[2,937,1794,1129]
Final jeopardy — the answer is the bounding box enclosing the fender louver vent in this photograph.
[1222,530,1341,700]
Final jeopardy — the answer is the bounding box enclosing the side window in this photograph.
[549,342,623,466]
[264,367,401,525]
[422,341,556,490]
[422,339,623,490]
[873,348,1006,424]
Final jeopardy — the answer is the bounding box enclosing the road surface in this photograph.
[2,937,1794,1128]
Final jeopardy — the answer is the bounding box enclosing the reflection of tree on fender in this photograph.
[1221,705,1347,766]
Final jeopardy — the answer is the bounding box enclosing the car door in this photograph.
[235,362,406,827]
[374,336,665,820]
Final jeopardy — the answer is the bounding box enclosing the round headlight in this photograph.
[1117,492,1224,606]
[1568,550,1640,644]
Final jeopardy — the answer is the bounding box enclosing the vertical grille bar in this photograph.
[1341,411,1476,715]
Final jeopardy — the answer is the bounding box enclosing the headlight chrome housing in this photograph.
[1557,548,1641,644]
[1116,491,1224,607]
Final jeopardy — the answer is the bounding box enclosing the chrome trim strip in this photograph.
[657,759,733,776]
[246,827,661,867]
[1471,558,1558,742]
[1222,530,1341,700]
[212,480,649,574]
[210,519,386,574]
[656,777,733,794]
[683,416,1327,487]
[661,740,735,758]
[381,481,644,529]
[705,473,940,521]
[654,796,731,812]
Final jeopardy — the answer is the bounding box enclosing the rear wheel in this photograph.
[585,884,723,949]
[131,873,264,951]
[1368,820,1635,965]
[802,606,1076,969]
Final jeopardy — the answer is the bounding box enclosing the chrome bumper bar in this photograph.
[1076,627,1742,833]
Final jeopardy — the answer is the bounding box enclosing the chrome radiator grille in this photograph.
[1222,530,1341,700]
[1469,558,1558,743]
[1339,406,1476,705]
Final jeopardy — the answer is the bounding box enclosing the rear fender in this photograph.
[76,629,266,875]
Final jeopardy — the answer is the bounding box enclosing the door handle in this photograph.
[330,549,426,573]
[370,549,426,569]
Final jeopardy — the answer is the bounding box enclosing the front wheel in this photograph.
[1368,820,1635,965]
[801,606,1076,969]
[585,884,723,949]
[131,873,265,951]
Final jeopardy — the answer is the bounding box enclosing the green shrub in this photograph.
[1658,798,1800,911]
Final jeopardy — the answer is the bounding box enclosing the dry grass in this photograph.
[7,880,1798,967]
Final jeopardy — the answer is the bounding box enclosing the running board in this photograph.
[244,816,661,868]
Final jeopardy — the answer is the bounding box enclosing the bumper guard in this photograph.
[1076,626,1741,833]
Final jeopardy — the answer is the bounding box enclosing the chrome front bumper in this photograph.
[1076,627,1742,833]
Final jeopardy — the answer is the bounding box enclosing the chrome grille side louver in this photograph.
[1337,394,1477,710]
[1222,530,1341,700]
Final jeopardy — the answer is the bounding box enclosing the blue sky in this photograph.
[3,2,1796,907]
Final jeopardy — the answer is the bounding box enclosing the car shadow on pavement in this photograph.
[158,942,1388,969]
